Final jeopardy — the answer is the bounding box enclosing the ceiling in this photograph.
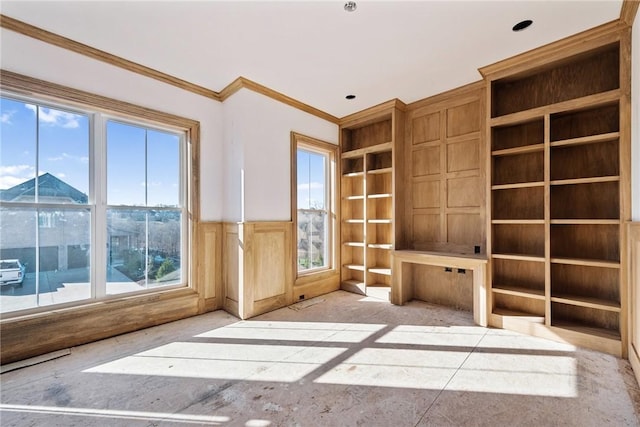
[0,1,624,118]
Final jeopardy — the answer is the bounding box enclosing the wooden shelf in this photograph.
[368,219,392,224]
[492,219,545,225]
[343,264,365,271]
[492,308,545,323]
[368,193,392,199]
[550,131,619,148]
[368,167,392,175]
[343,241,365,247]
[343,195,364,200]
[344,219,365,224]
[490,89,621,127]
[551,320,621,341]
[550,219,620,225]
[368,243,393,249]
[341,141,392,159]
[492,181,544,190]
[492,253,545,262]
[343,171,364,177]
[550,257,620,269]
[551,294,620,312]
[492,143,544,157]
[368,267,391,276]
[550,176,619,186]
[493,285,545,300]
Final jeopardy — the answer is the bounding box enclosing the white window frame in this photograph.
[0,90,192,316]
[291,132,338,278]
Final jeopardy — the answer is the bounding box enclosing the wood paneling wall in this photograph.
[223,221,294,319]
[194,222,223,312]
[629,223,640,381]
[404,83,486,254]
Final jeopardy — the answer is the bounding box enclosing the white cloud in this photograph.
[56,173,67,179]
[0,111,14,124]
[0,165,32,175]
[0,164,35,190]
[25,104,82,129]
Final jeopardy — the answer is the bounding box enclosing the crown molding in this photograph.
[0,14,340,124]
[0,14,221,101]
[219,77,340,124]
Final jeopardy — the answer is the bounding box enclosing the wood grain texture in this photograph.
[628,223,640,378]
[620,0,639,26]
[0,14,220,100]
[194,222,223,304]
[1,289,199,364]
[223,223,241,312]
[340,99,406,128]
[391,250,488,325]
[243,222,294,318]
[479,20,622,80]
[406,88,484,254]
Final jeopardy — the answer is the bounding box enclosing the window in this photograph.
[292,133,337,275]
[0,93,189,314]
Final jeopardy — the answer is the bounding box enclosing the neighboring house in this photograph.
[0,173,90,272]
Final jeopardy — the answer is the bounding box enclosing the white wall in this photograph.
[0,29,224,221]
[632,21,640,221]
[221,89,338,222]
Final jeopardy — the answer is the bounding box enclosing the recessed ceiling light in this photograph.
[512,20,533,32]
[346,95,356,100]
[344,1,357,12]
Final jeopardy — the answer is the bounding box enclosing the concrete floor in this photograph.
[1,290,639,426]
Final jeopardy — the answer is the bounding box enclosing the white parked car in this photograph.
[0,259,25,286]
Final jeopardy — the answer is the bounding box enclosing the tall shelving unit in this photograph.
[484,33,631,356]
[340,102,405,299]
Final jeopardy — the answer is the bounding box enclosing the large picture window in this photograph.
[0,94,188,314]
[292,133,337,275]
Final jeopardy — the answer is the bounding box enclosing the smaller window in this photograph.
[292,133,337,275]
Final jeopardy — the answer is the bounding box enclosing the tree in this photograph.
[156,258,176,280]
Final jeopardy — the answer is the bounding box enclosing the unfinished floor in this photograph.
[1,290,639,426]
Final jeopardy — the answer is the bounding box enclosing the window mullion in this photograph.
[94,113,107,299]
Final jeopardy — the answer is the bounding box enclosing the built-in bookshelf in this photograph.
[340,103,404,298]
[485,39,630,356]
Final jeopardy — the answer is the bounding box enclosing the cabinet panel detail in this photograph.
[447,139,479,172]
[412,112,440,144]
[412,146,440,177]
[447,101,481,137]
[447,176,482,208]
[413,180,440,209]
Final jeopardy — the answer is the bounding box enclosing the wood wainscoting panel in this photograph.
[194,222,222,311]
[243,222,294,318]
[222,222,241,317]
[629,222,640,383]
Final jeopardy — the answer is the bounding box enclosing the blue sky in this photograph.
[297,149,326,210]
[0,96,180,207]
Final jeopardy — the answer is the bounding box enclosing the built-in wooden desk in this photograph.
[391,250,488,326]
